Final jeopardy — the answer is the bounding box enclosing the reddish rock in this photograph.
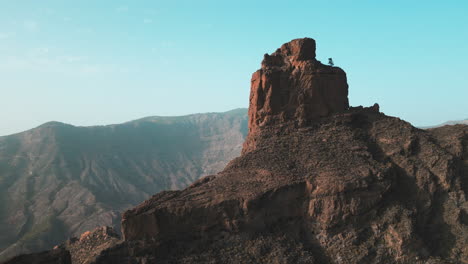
[245,38,349,153]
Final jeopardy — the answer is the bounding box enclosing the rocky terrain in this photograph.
[2,226,120,264]
[4,38,467,264]
[0,109,247,261]
[64,226,120,264]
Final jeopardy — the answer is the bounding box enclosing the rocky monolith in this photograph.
[245,38,349,153]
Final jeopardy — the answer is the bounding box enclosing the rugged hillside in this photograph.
[0,109,248,261]
[88,38,467,263]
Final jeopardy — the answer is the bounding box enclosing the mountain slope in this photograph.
[431,118,468,128]
[0,109,248,261]
[419,118,468,129]
[90,38,468,263]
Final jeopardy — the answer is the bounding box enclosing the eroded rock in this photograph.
[245,38,349,153]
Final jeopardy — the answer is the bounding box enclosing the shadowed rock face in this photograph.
[245,38,349,153]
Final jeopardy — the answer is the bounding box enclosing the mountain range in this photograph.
[427,118,468,128]
[0,109,247,261]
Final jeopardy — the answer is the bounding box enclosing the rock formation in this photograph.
[245,38,348,153]
[4,38,467,264]
[89,38,468,263]
[64,226,120,264]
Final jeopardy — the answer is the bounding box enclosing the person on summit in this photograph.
[328,58,334,67]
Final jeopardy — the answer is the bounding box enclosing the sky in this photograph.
[0,0,467,136]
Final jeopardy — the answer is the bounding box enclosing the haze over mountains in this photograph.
[429,118,468,128]
[0,109,247,261]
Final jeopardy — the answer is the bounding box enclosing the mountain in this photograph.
[424,118,468,128]
[79,38,467,263]
[0,109,248,261]
[5,38,468,264]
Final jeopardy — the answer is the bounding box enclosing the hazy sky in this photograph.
[1,1,467,136]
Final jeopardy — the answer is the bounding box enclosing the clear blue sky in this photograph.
[1,1,467,136]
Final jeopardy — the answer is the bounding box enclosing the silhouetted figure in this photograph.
[328,58,334,67]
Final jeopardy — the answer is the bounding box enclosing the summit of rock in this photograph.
[263,38,317,65]
[246,38,349,153]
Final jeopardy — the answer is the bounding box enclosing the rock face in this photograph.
[0,109,247,261]
[245,38,349,153]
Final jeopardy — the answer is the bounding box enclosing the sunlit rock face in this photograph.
[244,38,349,153]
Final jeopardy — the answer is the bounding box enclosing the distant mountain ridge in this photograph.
[0,108,248,261]
[434,118,468,127]
[421,118,468,129]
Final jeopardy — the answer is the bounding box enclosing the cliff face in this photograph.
[245,38,348,153]
[0,109,247,262]
[96,38,468,264]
